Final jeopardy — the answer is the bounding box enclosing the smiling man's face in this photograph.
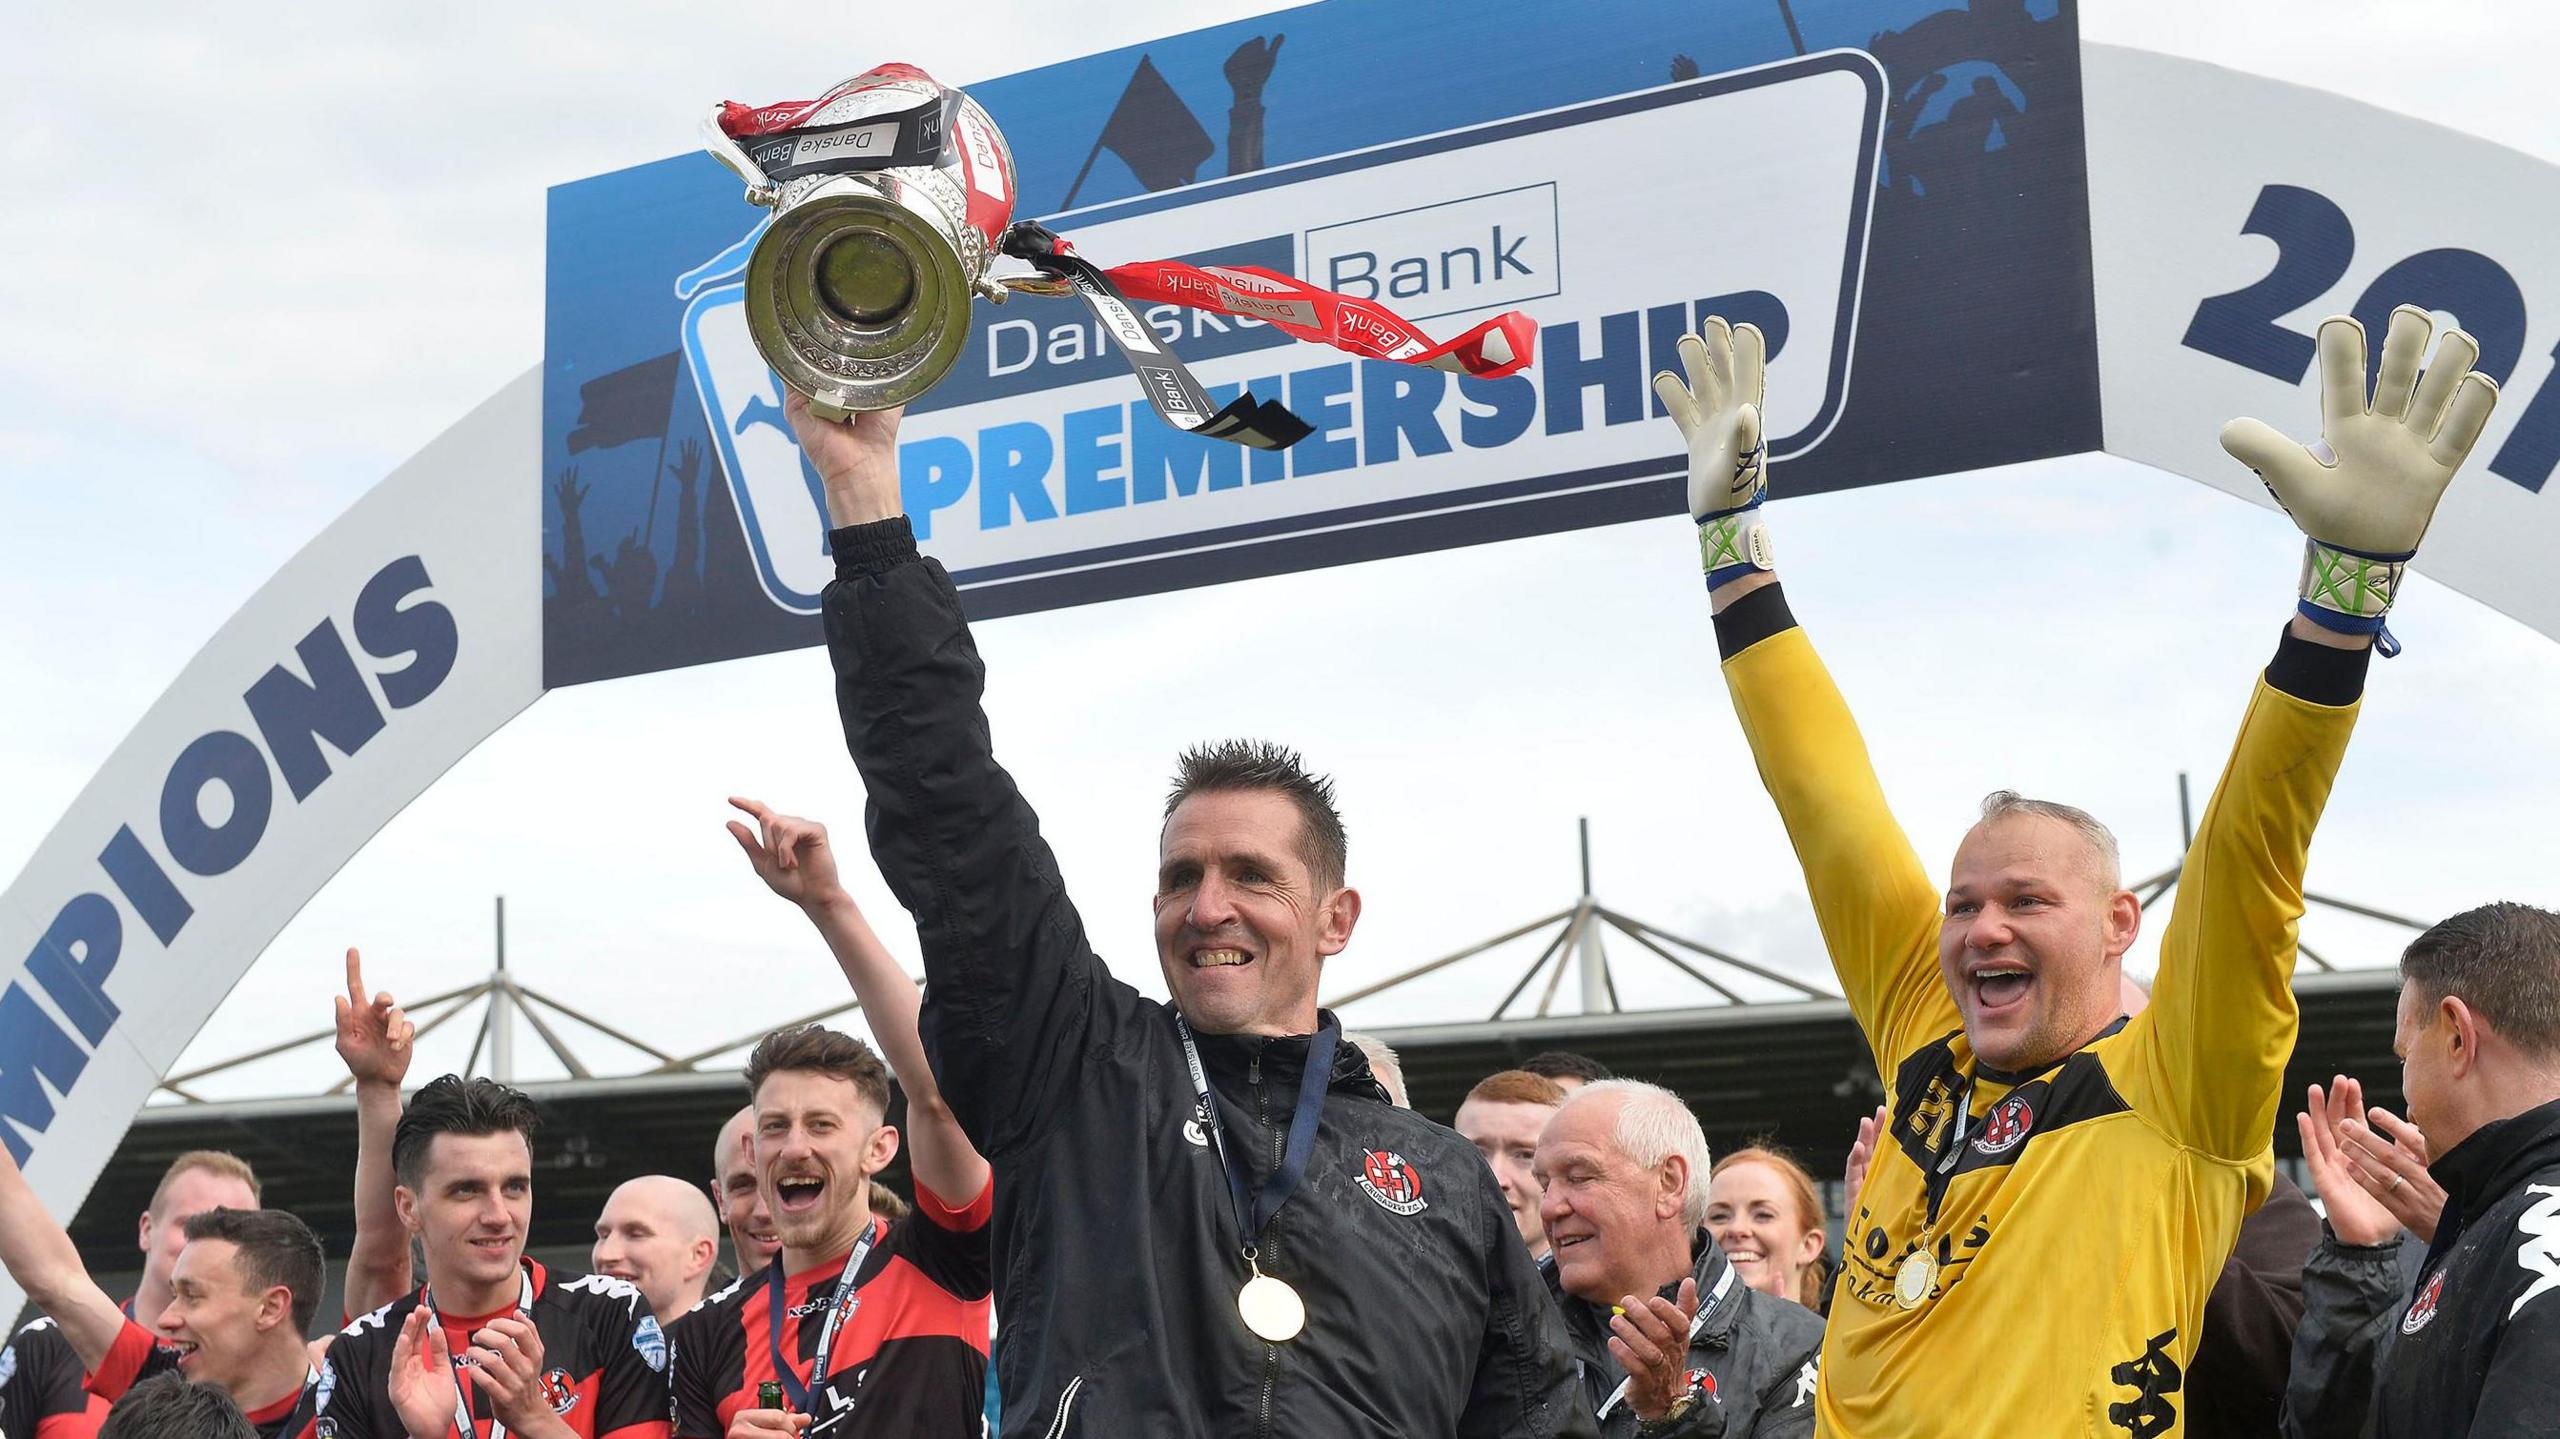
[153,1239,271,1388]
[1533,1090,1687,1307]
[754,1070,894,1271]
[714,1105,779,1276]
[1939,812,2138,1073]
[1154,788,1358,1037]
[402,1131,534,1298]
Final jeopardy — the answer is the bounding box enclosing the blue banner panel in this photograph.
[541,0,2096,687]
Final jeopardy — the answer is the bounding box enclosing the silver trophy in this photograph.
[702,64,1035,418]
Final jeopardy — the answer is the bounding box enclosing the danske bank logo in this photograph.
[679,50,1881,617]
[1303,183,1561,325]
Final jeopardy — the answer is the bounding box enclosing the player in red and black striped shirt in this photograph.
[0,1153,325,1439]
[680,802,994,1437]
[0,1152,260,1439]
[322,1260,668,1439]
[314,1075,670,1439]
[83,1210,329,1439]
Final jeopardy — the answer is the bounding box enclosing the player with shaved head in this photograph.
[592,1178,722,1329]
[709,1105,779,1282]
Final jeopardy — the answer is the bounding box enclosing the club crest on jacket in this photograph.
[1357,1150,1427,1215]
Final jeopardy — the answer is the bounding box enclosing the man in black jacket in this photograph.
[2283,901,2560,1437]
[1536,1081,1822,1438]
[785,393,1594,1439]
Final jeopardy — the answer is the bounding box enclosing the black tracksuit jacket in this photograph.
[2281,1095,2560,1438]
[822,519,1595,1439]
[1547,1242,1823,1438]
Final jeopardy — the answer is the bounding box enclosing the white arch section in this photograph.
[4,47,2559,1325]
[0,374,542,1324]
[2085,43,2560,635]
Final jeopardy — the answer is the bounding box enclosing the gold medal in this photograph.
[1894,1251,1936,1309]
[1238,1272,1306,1342]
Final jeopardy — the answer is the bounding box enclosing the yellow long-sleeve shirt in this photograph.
[1722,610,2358,1438]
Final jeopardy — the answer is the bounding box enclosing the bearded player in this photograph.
[1660,306,2497,1435]
[665,799,992,1438]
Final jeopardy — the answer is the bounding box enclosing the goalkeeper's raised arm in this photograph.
[1654,318,1950,1072]
[2138,306,2501,1164]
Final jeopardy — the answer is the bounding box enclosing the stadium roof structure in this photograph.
[69,971,2411,1297]
[81,791,2429,1274]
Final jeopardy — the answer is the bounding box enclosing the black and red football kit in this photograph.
[0,1311,114,1439]
[317,1259,669,1439]
[668,1177,991,1438]
[86,1317,319,1438]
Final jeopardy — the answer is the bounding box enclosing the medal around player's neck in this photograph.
[1176,1016,1339,1345]
[1238,1258,1306,1342]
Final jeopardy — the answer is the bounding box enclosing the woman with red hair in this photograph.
[1705,1145,1830,1310]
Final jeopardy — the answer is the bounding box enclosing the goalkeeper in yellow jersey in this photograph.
[1658,308,2498,1438]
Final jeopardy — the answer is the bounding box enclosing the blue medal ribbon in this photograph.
[1174,1014,1340,1259]
[762,1220,880,1413]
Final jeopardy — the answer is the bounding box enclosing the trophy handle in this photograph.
[700,107,780,208]
[993,272,1074,299]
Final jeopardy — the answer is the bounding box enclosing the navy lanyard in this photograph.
[1174,1014,1339,1256]
[420,1266,535,1439]
[764,1221,879,1412]
[263,1368,319,1439]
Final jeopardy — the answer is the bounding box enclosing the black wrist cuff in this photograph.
[1712,583,1798,660]
[2265,625,2372,707]
[830,517,921,580]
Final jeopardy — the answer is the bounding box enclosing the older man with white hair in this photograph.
[1537,1080,1823,1438]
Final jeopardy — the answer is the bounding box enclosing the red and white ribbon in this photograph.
[1099,258,1537,379]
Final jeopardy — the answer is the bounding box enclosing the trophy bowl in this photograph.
[706,65,1019,418]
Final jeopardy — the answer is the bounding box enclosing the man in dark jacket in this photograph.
[1537,1082,1822,1437]
[785,394,1594,1439]
[2281,902,2560,1437]
[2280,1224,2425,1439]
[2188,1172,2322,1439]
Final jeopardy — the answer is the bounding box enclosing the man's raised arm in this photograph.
[726,797,991,1208]
[786,393,1128,1158]
[2140,307,2499,1164]
[334,947,416,1317]
[1656,318,1952,1068]
[0,1145,126,1375]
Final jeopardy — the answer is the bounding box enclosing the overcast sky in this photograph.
[4,1,2556,1102]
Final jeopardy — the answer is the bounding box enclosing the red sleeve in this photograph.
[35,1403,111,1439]
[893,1177,993,1304]
[80,1320,163,1403]
[913,1173,993,1233]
